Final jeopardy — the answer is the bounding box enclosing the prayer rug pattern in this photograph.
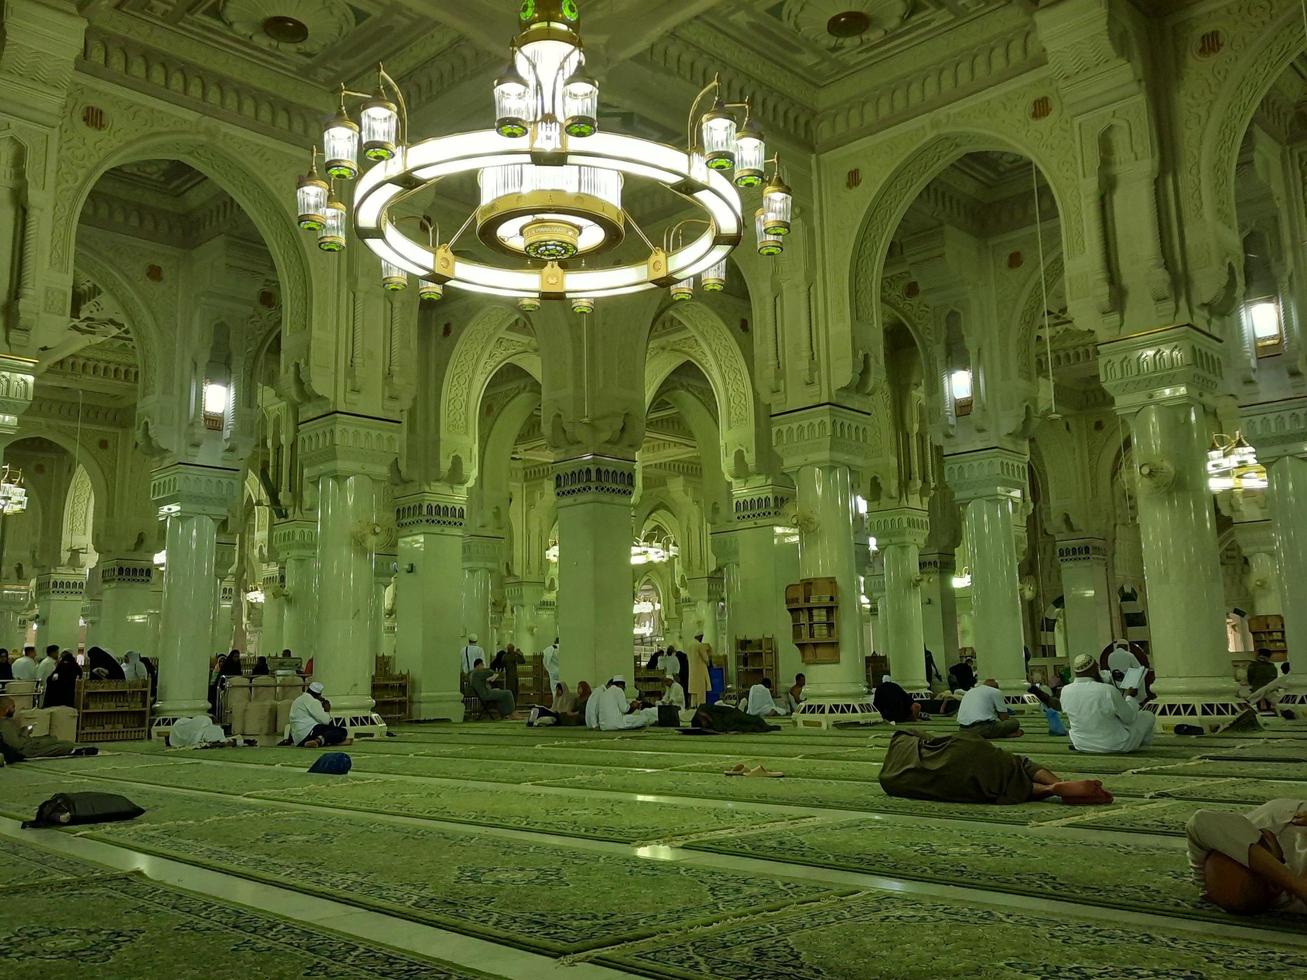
[595,891,1307,979]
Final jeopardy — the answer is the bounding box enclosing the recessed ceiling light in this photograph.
[827,11,872,38]
[263,16,309,44]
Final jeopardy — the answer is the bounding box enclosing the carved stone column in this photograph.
[260,563,286,657]
[868,508,930,692]
[394,488,467,721]
[150,461,239,721]
[461,534,501,650]
[552,455,635,687]
[272,520,316,663]
[299,413,400,732]
[773,406,875,721]
[506,579,545,656]
[1055,537,1114,661]
[1099,325,1240,729]
[945,448,1030,693]
[90,558,157,661]
[918,550,960,671]
[34,568,84,652]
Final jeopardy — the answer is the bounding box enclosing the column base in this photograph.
[149,700,213,741]
[411,691,466,723]
[1147,695,1252,734]
[794,696,880,730]
[322,695,387,738]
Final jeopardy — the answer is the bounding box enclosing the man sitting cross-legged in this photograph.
[956,678,1023,739]
[1187,799,1307,915]
[879,729,1113,805]
[0,695,97,761]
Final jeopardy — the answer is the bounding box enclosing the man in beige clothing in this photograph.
[687,632,711,706]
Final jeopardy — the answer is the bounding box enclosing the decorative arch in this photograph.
[5,423,113,541]
[1012,250,1066,383]
[61,464,96,565]
[850,131,1076,332]
[55,131,310,373]
[648,301,759,477]
[439,304,537,485]
[72,247,164,402]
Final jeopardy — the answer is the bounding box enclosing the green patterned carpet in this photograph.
[596,891,1307,979]
[0,837,495,979]
[6,721,1307,977]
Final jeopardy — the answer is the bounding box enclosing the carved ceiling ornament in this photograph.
[782,1,911,50]
[220,0,355,57]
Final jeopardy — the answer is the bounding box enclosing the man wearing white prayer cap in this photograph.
[659,674,686,711]
[597,675,658,731]
[1059,653,1155,754]
[289,681,351,747]
[461,634,485,677]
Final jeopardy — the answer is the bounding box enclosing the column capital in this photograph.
[771,404,875,474]
[34,568,85,602]
[261,563,286,594]
[271,519,318,560]
[1231,520,1276,557]
[98,558,156,588]
[299,412,401,482]
[0,355,36,435]
[0,583,29,611]
[944,447,1028,503]
[1242,396,1307,462]
[505,579,544,606]
[728,477,795,527]
[867,507,929,547]
[462,534,501,569]
[551,454,636,506]
[687,574,724,603]
[1055,536,1109,565]
[395,486,468,535]
[1097,324,1225,412]
[150,462,240,519]
[918,550,956,575]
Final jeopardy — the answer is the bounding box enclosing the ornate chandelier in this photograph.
[0,465,27,515]
[545,535,678,565]
[1206,432,1267,493]
[293,0,790,308]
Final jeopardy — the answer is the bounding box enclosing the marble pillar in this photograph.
[552,455,635,687]
[1055,537,1114,660]
[712,480,801,684]
[686,575,723,658]
[372,553,395,666]
[150,462,239,718]
[506,579,544,655]
[34,568,85,652]
[92,558,158,660]
[792,462,868,702]
[395,488,467,722]
[945,448,1029,691]
[0,582,28,651]
[1232,521,1281,618]
[918,551,960,670]
[272,520,317,663]
[299,414,401,729]
[461,535,500,647]
[868,508,930,692]
[260,564,286,657]
[1100,326,1240,726]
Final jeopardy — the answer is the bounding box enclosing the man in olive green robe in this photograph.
[878,729,1112,805]
[0,696,89,761]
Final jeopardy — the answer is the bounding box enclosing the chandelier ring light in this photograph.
[295,0,791,310]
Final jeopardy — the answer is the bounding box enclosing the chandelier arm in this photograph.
[446,210,478,250]
[663,217,710,253]
[685,74,720,151]
[377,65,410,147]
[622,209,656,253]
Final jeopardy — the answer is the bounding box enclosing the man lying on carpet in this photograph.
[689,702,780,734]
[1186,800,1307,915]
[166,715,257,749]
[878,729,1113,805]
[0,695,97,762]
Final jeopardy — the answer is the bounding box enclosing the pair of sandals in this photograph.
[723,762,784,778]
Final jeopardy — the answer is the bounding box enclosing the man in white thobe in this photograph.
[1059,653,1155,753]
[746,679,788,716]
[542,639,560,692]
[659,675,686,710]
[10,647,37,681]
[597,676,657,731]
[35,646,59,684]
[461,635,485,678]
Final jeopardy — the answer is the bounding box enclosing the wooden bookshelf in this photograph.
[517,655,550,706]
[1249,614,1288,661]
[75,679,150,742]
[633,656,665,703]
[786,577,840,664]
[735,636,777,692]
[371,673,410,724]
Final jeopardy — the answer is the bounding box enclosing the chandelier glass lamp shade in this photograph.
[571,294,595,314]
[518,296,542,313]
[755,208,782,256]
[1206,432,1267,493]
[701,259,727,292]
[418,278,444,302]
[0,465,27,516]
[291,0,790,307]
[670,279,694,302]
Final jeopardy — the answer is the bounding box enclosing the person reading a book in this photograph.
[1059,653,1155,754]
